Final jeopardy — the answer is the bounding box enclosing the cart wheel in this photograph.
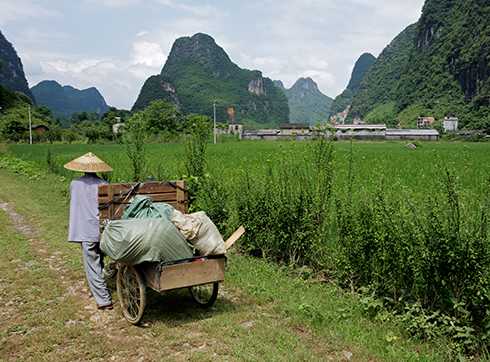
[188,282,219,308]
[117,265,146,324]
[102,255,117,278]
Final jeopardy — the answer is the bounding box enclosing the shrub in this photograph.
[235,130,335,267]
[123,113,148,182]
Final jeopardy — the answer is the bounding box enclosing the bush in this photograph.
[235,131,335,267]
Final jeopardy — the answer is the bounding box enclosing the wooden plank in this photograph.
[175,180,188,213]
[108,184,114,222]
[104,182,183,196]
[98,193,180,206]
[225,225,245,250]
[150,258,225,292]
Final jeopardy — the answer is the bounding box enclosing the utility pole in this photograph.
[29,106,32,145]
[213,100,216,144]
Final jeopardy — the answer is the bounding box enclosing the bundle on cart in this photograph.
[100,218,194,265]
[100,195,226,265]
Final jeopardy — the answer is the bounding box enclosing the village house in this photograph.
[330,124,387,141]
[440,116,458,131]
[32,124,50,133]
[386,129,439,141]
[417,117,435,128]
[280,123,310,136]
[228,123,244,139]
[112,117,125,133]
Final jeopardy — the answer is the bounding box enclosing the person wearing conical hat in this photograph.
[65,152,114,310]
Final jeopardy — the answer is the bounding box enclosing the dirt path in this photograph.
[0,200,123,341]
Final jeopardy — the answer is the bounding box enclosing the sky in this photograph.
[0,0,425,110]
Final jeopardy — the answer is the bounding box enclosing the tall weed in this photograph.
[235,131,335,267]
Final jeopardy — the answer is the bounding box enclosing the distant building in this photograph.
[329,124,387,141]
[112,117,124,133]
[440,116,458,131]
[242,129,280,140]
[417,117,435,128]
[386,129,439,141]
[32,125,49,133]
[280,123,310,136]
[228,123,243,139]
[242,123,439,141]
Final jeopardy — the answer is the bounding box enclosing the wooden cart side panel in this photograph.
[98,180,188,221]
[139,258,225,293]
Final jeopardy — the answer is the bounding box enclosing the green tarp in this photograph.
[100,218,193,266]
[100,195,192,265]
[122,194,174,220]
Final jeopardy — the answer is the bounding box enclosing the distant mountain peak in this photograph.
[31,80,109,119]
[346,53,376,94]
[135,33,289,127]
[161,33,238,80]
[287,77,320,105]
[280,77,333,125]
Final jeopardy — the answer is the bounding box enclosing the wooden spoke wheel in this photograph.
[117,265,146,324]
[188,282,219,308]
[102,255,117,278]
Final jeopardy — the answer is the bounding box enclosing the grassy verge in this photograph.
[0,168,464,361]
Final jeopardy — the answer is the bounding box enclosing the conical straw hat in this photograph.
[64,152,113,173]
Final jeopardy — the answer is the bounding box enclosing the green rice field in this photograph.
[9,140,490,188]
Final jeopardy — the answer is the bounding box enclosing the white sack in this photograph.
[172,209,203,240]
[190,212,226,255]
[172,210,226,255]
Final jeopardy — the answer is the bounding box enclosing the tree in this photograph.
[35,103,53,124]
[184,114,212,179]
[70,111,90,125]
[123,113,148,181]
[141,99,181,135]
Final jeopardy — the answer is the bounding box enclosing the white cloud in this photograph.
[158,0,229,17]
[83,0,140,7]
[130,41,166,68]
[249,56,285,72]
[290,55,329,71]
[16,28,70,46]
[0,0,61,26]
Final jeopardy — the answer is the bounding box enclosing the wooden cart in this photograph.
[98,180,242,324]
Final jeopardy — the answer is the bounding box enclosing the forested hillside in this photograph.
[342,0,490,129]
[395,0,490,128]
[328,53,375,122]
[134,33,289,129]
[0,29,35,102]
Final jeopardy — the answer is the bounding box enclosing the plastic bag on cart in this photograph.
[100,218,194,265]
[187,211,226,255]
[122,195,174,221]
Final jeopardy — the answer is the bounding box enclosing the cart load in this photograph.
[99,192,226,265]
[100,217,194,265]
